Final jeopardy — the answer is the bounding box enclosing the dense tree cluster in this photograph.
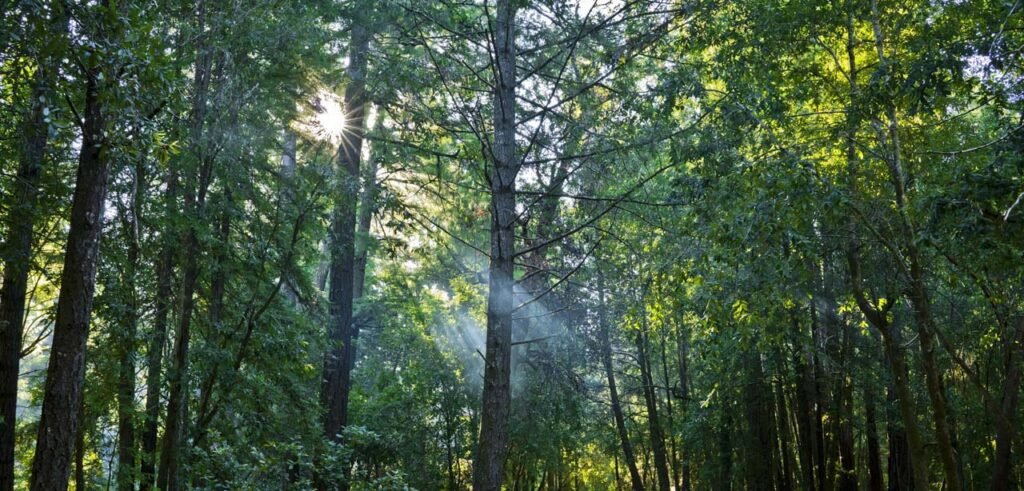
[0,0,1021,489]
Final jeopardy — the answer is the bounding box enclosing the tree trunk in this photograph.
[716,411,733,491]
[636,310,670,491]
[864,372,884,491]
[676,324,692,491]
[0,8,65,486]
[158,14,215,486]
[867,2,961,487]
[886,392,913,490]
[773,351,795,491]
[472,0,518,488]
[74,401,86,490]
[742,351,775,491]
[116,157,145,491]
[139,168,178,491]
[990,319,1022,490]
[321,15,370,450]
[837,321,857,491]
[844,9,928,488]
[882,329,927,491]
[29,62,110,491]
[353,140,377,301]
[659,329,681,491]
[0,72,48,491]
[793,333,818,491]
[598,273,643,491]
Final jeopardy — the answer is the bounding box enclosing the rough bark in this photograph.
[472,1,518,488]
[0,75,48,491]
[885,355,914,491]
[29,61,110,491]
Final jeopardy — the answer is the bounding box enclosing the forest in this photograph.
[0,0,1022,489]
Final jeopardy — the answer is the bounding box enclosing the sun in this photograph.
[313,90,346,143]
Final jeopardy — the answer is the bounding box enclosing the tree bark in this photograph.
[472,0,518,488]
[773,351,795,491]
[29,60,110,491]
[658,329,681,491]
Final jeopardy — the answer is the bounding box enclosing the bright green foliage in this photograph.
[0,0,1021,489]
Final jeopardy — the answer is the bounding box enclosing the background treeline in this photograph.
[0,0,1021,490]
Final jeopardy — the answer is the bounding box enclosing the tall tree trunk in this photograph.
[321,14,370,451]
[636,308,670,491]
[190,187,232,454]
[139,168,178,491]
[809,304,828,491]
[0,73,48,491]
[598,273,643,491]
[773,351,795,491]
[742,350,775,491]
[886,392,913,490]
[29,61,110,491]
[0,8,65,486]
[864,369,884,491]
[658,329,681,491]
[882,329,925,491]
[836,325,857,491]
[676,323,692,491]
[990,318,1022,490]
[716,411,733,491]
[844,9,928,488]
[117,157,145,491]
[867,3,961,487]
[472,0,518,488]
[793,329,818,491]
[158,14,214,486]
[353,139,377,301]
